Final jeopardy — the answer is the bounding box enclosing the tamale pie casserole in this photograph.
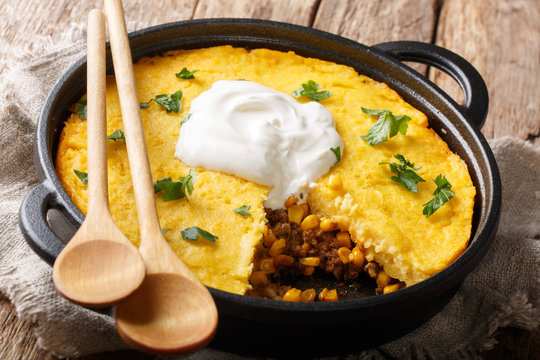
[55,45,475,302]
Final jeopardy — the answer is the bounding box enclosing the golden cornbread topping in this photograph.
[56,45,475,298]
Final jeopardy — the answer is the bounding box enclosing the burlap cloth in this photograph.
[0,22,538,360]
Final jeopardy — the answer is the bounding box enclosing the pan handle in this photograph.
[372,41,489,129]
[18,181,71,265]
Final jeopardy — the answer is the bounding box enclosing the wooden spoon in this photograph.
[52,9,146,308]
[104,0,218,354]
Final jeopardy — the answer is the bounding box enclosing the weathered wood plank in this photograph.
[313,0,438,74]
[0,0,199,75]
[0,0,197,42]
[314,0,437,45]
[192,0,319,26]
[433,0,540,143]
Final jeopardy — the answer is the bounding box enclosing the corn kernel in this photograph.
[335,231,352,248]
[302,265,315,276]
[328,175,344,193]
[301,214,320,231]
[283,288,302,302]
[300,288,316,302]
[288,205,306,224]
[350,246,365,267]
[318,288,328,302]
[320,218,339,232]
[273,254,294,267]
[262,228,277,247]
[337,247,351,264]
[323,289,339,302]
[299,257,320,266]
[268,238,286,257]
[260,258,276,274]
[376,270,391,288]
[284,195,299,208]
[383,283,400,294]
[300,202,309,216]
[250,271,268,286]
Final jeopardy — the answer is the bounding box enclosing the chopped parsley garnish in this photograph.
[76,99,87,120]
[233,205,252,216]
[330,146,341,165]
[140,91,183,113]
[107,129,125,143]
[161,228,170,234]
[175,67,198,79]
[181,113,191,125]
[153,169,196,201]
[181,226,218,243]
[423,174,455,217]
[379,154,425,193]
[292,80,332,101]
[360,108,411,146]
[74,169,88,186]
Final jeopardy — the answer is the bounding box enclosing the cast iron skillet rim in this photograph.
[34,18,499,312]
[37,55,87,225]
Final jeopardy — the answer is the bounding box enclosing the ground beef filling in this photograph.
[247,202,404,302]
[268,210,360,280]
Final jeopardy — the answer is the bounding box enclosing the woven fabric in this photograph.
[0,22,538,360]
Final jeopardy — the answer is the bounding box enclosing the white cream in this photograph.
[175,80,343,209]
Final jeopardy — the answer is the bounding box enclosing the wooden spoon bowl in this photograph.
[53,236,144,305]
[116,273,217,354]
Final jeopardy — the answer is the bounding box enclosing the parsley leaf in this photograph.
[423,174,455,217]
[153,169,196,201]
[74,169,88,186]
[379,154,425,193]
[181,113,191,125]
[330,146,341,165]
[181,226,218,243]
[292,80,332,101]
[107,129,125,143]
[161,228,170,234]
[360,108,411,146]
[140,91,183,113]
[76,99,87,120]
[233,205,252,216]
[175,67,198,79]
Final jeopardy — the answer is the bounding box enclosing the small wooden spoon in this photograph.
[52,9,146,308]
[104,0,218,354]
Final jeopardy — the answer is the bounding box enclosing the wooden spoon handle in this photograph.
[86,9,110,216]
[104,0,161,239]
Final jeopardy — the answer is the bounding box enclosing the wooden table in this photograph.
[0,0,538,359]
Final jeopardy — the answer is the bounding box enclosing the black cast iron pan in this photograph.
[19,19,501,358]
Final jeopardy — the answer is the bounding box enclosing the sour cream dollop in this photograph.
[175,80,343,209]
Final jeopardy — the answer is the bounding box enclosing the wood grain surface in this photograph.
[0,0,538,359]
[433,0,540,143]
